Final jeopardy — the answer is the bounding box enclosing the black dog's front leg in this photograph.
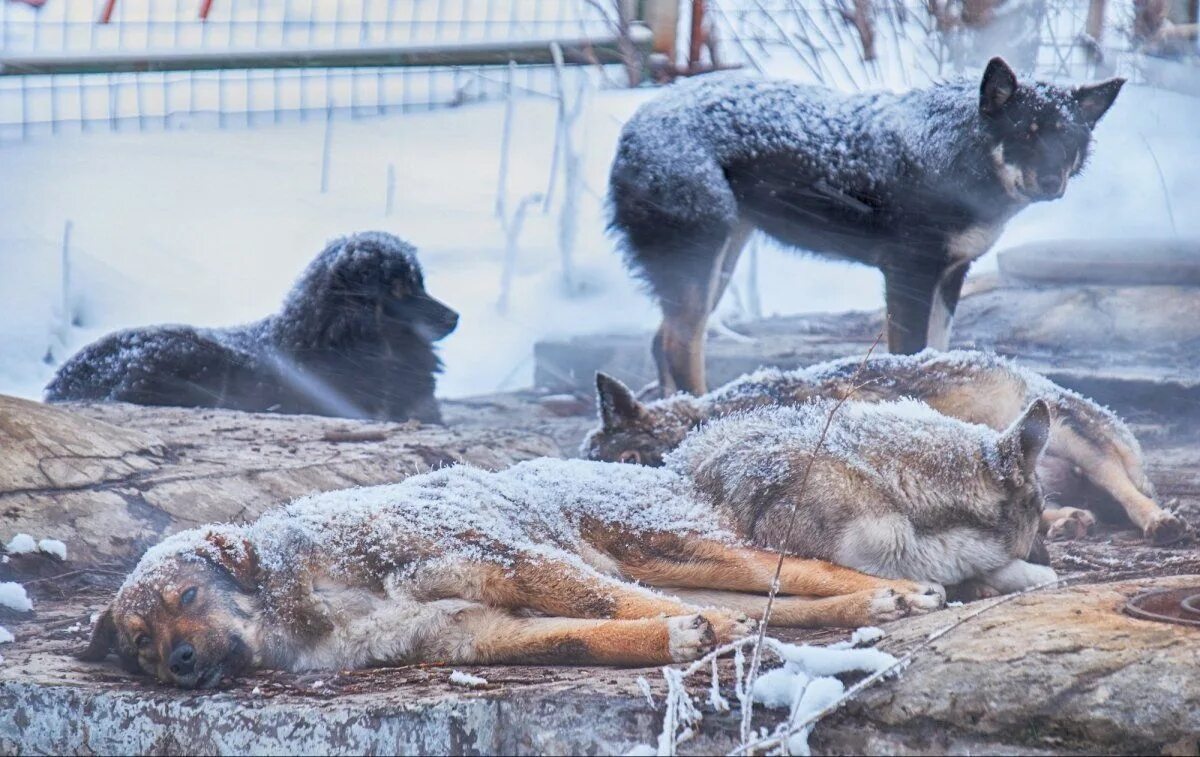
[883,260,969,353]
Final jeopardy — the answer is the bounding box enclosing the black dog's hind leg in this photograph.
[884,260,969,353]
[659,222,755,397]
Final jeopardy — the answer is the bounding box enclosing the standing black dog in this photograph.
[46,231,458,423]
[609,58,1124,396]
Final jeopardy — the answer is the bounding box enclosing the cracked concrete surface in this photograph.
[0,397,562,566]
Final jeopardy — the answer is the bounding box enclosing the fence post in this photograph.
[688,0,707,72]
[642,0,680,65]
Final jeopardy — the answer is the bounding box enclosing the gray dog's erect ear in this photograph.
[980,57,1018,115]
[79,606,117,662]
[1073,78,1125,127]
[1002,399,1052,474]
[596,372,650,429]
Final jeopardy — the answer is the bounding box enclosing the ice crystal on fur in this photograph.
[667,399,1005,499]
[663,397,1047,585]
[123,458,734,619]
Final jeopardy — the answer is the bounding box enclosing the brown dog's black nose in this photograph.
[169,642,196,677]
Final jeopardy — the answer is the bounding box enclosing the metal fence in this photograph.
[708,0,1140,90]
[0,0,621,141]
[1,0,1193,142]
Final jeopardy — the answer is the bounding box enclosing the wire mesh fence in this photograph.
[0,0,621,141]
[1,0,1194,142]
[707,0,1150,90]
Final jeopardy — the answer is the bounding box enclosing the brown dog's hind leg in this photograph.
[449,606,717,666]
[666,587,934,628]
[615,537,942,603]
[414,559,753,644]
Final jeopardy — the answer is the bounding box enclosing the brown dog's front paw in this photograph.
[1146,511,1188,546]
[1045,507,1096,541]
[701,610,756,644]
[667,614,717,662]
[866,588,909,623]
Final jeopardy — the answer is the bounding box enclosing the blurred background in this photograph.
[0,0,1196,401]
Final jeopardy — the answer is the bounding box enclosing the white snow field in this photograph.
[0,80,1197,402]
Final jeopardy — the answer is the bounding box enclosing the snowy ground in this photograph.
[0,79,1197,401]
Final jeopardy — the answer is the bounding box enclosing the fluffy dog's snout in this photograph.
[168,641,197,678]
[1035,172,1065,199]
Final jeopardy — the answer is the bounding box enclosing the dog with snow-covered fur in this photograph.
[609,58,1124,396]
[46,231,457,424]
[80,396,1063,687]
[584,350,1185,546]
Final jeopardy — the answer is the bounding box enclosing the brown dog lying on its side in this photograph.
[82,396,1059,687]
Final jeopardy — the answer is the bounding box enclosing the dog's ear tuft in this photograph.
[79,606,117,662]
[596,372,650,429]
[199,530,261,593]
[1073,77,1125,128]
[1002,399,1052,475]
[980,57,1018,115]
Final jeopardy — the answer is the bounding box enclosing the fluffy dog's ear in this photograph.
[1073,78,1125,127]
[1001,399,1052,476]
[198,530,261,593]
[596,372,650,429]
[980,57,1018,115]
[79,607,117,662]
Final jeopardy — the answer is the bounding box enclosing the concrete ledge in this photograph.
[533,281,1200,418]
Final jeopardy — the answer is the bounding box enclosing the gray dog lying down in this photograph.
[584,349,1184,545]
[84,398,1052,687]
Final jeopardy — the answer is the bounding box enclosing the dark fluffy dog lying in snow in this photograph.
[46,231,458,424]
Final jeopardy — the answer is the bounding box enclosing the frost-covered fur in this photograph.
[669,399,1052,587]
[85,438,968,686]
[46,231,458,423]
[609,59,1124,394]
[84,398,1058,687]
[585,349,1184,545]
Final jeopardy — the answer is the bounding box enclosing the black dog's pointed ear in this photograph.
[596,372,650,429]
[198,531,261,593]
[79,606,117,662]
[980,57,1018,115]
[1001,399,1052,475]
[1073,77,1125,127]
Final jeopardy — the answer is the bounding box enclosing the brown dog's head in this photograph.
[81,528,262,688]
[581,373,699,467]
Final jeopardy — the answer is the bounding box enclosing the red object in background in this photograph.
[98,0,214,24]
